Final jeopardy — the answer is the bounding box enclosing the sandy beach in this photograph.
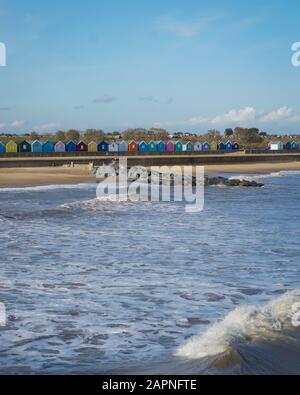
[0,161,300,187]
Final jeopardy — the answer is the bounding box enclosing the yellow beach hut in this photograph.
[210,142,218,151]
[6,140,18,153]
[88,141,98,152]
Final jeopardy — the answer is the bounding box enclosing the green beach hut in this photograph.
[175,141,183,152]
[148,140,157,152]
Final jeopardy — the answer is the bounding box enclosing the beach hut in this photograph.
[175,141,183,152]
[183,142,194,152]
[0,142,5,153]
[118,141,128,153]
[138,141,148,153]
[233,142,240,150]
[194,142,202,152]
[88,141,98,153]
[202,142,211,151]
[66,141,77,152]
[6,140,18,153]
[98,141,109,152]
[269,142,284,151]
[218,142,226,151]
[297,143,300,152]
[42,140,54,153]
[157,141,166,153]
[31,140,43,153]
[54,141,65,153]
[77,141,88,152]
[128,140,138,153]
[285,142,292,150]
[148,140,157,152]
[291,141,297,151]
[166,141,175,153]
[109,141,119,153]
[210,142,218,151]
[225,141,233,151]
[18,140,31,153]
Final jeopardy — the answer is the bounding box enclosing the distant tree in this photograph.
[234,127,263,146]
[66,129,80,142]
[29,131,39,141]
[83,129,105,143]
[204,129,221,142]
[55,130,66,142]
[224,128,234,137]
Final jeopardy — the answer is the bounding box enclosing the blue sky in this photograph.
[0,0,300,134]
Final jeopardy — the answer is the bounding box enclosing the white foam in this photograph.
[0,303,6,327]
[229,170,300,182]
[176,290,300,360]
[0,183,96,193]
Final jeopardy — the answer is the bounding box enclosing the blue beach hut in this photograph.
[218,142,226,151]
[65,141,77,152]
[0,142,5,153]
[31,140,43,153]
[202,142,211,151]
[148,140,157,152]
[225,141,233,151]
[157,141,166,153]
[98,141,109,152]
[138,141,148,153]
[42,140,54,153]
[291,141,297,151]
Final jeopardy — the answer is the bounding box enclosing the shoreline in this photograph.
[0,161,300,188]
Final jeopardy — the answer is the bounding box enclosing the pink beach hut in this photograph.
[166,141,175,152]
[55,141,66,153]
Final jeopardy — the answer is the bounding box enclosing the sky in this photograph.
[0,0,300,134]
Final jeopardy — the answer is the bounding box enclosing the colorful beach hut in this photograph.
[98,141,109,152]
[109,141,119,153]
[18,140,31,153]
[138,141,148,153]
[118,141,128,153]
[128,140,138,153]
[210,142,218,151]
[218,142,226,151]
[77,141,88,152]
[166,141,175,153]
[88,141,98,153]
[233,142,240,150]
[225,141,233,151]
[291,141,297,151]
[175,141,183,152]
[66,141,77,152]
[297,143,300,152]
[269,142,284,151]
[148,140,157,152]
[0,142,5,153]
[194,142,202,152]
[202,142,211,151]
[157,141,166,153]
[31,140,43,153]
[183,142,194,152]
[285,142,292,150]
[6,140,18,153]
[54,141,65,153]
[43,140,54,153]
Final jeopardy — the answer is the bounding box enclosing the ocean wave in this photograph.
[176,290,300,360]
[0,183,96,193]
[229,170,300,181]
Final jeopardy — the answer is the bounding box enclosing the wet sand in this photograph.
[0,161,300,187]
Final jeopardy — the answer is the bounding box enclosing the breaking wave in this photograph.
[0,303,6,327]
[176,290,300,360]
[229,170,300,182]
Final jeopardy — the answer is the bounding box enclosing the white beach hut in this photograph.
[54,141,66,153]
[194,142,202,151]
[109,141,119,153]
[269,141,284,151]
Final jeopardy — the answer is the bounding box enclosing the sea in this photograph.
[0,170,300,375]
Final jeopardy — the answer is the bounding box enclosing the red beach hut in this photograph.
[128,141,138,153]
[166,141,175,153]
[77,141,88,152]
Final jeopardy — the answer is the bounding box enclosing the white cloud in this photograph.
[155,15,217,38]
[11,120,25,128]
[0,123,5,129]
[260,106,295,122]
[37,122,61,130]
[211,107,256,124]
[185,106,300,127]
